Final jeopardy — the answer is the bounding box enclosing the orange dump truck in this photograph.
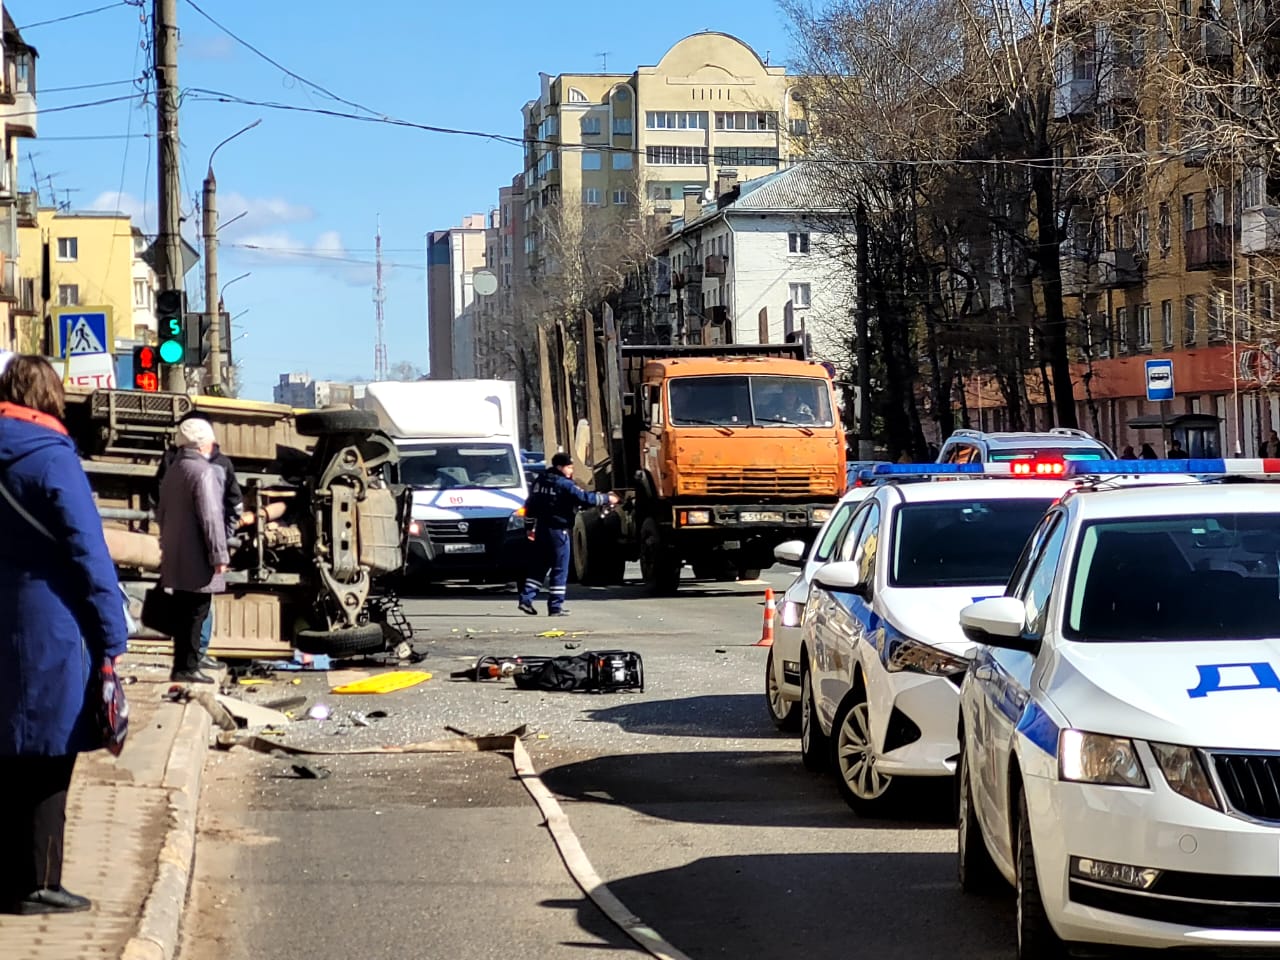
[573,343,847,593]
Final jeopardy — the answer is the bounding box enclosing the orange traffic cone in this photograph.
[755,587,776,647]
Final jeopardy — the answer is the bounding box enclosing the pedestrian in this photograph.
[1120,444,1136,460]
[518,453,617,617]
[0,355,128,916]
[1168,438,1187,459]
[157,418,229,683]
[1140,442,1159,460]
[1265,430,1280,458]
[156,412,243,669]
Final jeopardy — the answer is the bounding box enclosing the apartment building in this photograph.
[0,7,36,352]
[426,214,487,379]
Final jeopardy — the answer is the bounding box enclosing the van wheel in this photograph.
[765,648,799,731]
[1016,789,1067,959]
[958,739,1001,893]
[800,661,829,771]
[832,687,898,814]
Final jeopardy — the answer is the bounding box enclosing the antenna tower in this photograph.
[373,217,389,381]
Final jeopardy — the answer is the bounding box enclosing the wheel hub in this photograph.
[837,702,891,799]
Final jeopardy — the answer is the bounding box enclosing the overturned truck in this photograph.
[66,389,412,659]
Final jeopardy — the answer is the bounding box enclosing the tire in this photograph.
[295,408,379,437]
[800,660,829,771]
[765,648,800,732]
[738,568,762,581]
[294,623,386,657]
[639,518,681,595]
[1016,789,1068,960]
[958,737,1001,893]
[831,684,899,814]
[574,511,625,586]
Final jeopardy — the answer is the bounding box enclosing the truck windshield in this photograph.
[398,444,521,490]
[667,375,834,427]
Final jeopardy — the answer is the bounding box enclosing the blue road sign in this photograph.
[1145,358,1175,402]
[57,310,109,357]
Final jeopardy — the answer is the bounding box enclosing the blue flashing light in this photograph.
[869,463,988,476]
[1064,458,1227,477]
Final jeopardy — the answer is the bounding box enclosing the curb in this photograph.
[120,698,211,960]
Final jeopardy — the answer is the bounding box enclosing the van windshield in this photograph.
[667,375,834,427]
[398,444,521,490]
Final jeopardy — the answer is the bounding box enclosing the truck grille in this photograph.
[424,518,505,545]
[690,468,833,497]
[1212,752,1280,821]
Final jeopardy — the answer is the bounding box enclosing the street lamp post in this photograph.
[203,119,261,392]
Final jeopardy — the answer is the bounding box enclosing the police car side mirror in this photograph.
[814,561,871,599]
[959,597,1040,654]
[774,540,807,567]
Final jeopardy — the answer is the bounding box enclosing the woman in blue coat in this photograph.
[0,355,128,915]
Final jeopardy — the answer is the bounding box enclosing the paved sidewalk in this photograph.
[0,656,212,960]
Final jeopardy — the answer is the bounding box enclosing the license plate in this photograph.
[443,543,485,554]
[740,512,783,523]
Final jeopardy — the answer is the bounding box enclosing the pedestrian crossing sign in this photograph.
[55,309,111,358]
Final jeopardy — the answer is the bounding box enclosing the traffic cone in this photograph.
[755,587,776,647]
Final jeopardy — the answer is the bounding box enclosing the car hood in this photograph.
[1043,639,1280,751]
[880,585,1005,655]
[411,487,525,519]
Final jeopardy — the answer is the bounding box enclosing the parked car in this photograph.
[798,467,1072,813]
[937,428,1112,474]
[957,459,1280,957]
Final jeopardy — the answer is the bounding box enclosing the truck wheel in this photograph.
[294,623,386,657]
[295,409,379,437]
[640,518,681,595]
[738,568,763,581]
[574,511,624,586]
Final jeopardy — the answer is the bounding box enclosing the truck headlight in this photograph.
[507,507,527,531]
[680,509,711,526]
[813,508,832,523]
[1059,730,1148,788]
[883,634,970,677]
[1150,742,1220,810]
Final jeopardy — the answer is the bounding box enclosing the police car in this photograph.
[797,464,1073,813]
[957,459,1280,956]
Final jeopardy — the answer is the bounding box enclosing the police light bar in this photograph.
[865,463,1014,478]
[1064,458,1280,478]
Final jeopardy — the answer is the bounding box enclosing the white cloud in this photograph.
[230,230,372,287]
[184,34,236,62]
[218,193,315,234]
[89,190,154,227]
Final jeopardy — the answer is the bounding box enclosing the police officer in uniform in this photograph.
[519,453,618,616]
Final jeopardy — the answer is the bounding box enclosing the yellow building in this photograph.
[19,208,141,353]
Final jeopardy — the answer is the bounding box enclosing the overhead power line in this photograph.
[17,1,135,30]
[40,76,148,95]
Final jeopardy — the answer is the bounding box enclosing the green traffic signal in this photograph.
[155,289,185,366]
[158,339,185,364]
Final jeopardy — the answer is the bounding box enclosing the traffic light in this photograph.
[132,345,160,392]
[155,289,185,365]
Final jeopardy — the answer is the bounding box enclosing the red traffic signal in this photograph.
[133,345,160,392]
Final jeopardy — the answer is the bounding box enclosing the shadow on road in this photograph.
[544,852,1015,960]
[539,749,955,828]
[584,694,783,739]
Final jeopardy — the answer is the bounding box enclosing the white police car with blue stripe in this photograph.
[958,459,1280,956]
[798,463,1073,813]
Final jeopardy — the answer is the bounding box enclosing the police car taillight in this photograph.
[1011,459,1065,477]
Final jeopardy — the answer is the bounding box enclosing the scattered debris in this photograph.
[350,712,371,727]
[307,703,332,721]
[537,630,567,639]
[285,763,331,780]
[367,710,389,719]
[715,647,727,654]
[331,671,431,695]
[563,642,580,650]
[451,652,644,693]
[216,695,292,729]
[237,678,273,687]
[262,695,307,713]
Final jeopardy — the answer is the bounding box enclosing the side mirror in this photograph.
[959,597,1040,654]
[774,540,807,567]
[813,560,870,599]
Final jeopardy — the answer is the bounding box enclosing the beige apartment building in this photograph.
[0,7,36,353]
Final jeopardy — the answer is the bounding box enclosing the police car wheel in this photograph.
[957,739,1001,894]
[799,662,828,772]
[1015,789,1067,959]
[832,690,897,814]
[765,649,799,731]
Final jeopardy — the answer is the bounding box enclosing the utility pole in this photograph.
[374,218,389,381]
[154,0,185,392]
[855,202,874,459]
[202,168,220,390]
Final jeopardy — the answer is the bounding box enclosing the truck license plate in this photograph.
[740,512,783,523]
[444,543,485,554]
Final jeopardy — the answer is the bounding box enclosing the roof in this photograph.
[890,477,1075,504]
[1071,481,1280,521]
[644,356,833,378]
[666,163,849,241]
[977,432,1108,449]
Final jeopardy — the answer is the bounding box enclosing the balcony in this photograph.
[1189,21,1235,70]
[1060,253,1090,296]
[1052,77,1097,120]
[1241,206,1280,255]
[1093,249,1144,287]
[3,52,37,138]
[1098,65,1136,105]
[16,191,36,227]
[704,254,727,277]
[0,258,18,303]
[1184,225,1234,270]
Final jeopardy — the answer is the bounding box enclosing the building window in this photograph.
[1244,166,1265,209]
[1096,313,1112,358]
[1073,41,1096,81]
[1158,202,1171,257]
[1112,214,1127,250]
[1184,295,1198,345]
[1209,291,1227,340]
[537,116,558,140]
[788,232,811,254]
[715,111,779,131]
[582,151,602,171]
[1236,283,1253,339]
[57,284,79,306]
[133,279,149,308]
[1161,299,1173,346]
[1207,186,1225,226]
[57,237,78,262]
[1134,209,1150,256]
[613,117,633,135]
[1261,281,1274,334]
[788,118,809,136]
[712,147,777,167]
[583,188,602,206]
[789,282,812,308]
[649,185,674,200]
[646,145,708,166]
[1137,303,1152,348]
[612,189,630,205]
[1116,306,1129,353]
[568,87,589,104]
[645,111,707,130]
[1182,193,1195,231]
[581,116,602,136]
[612,152,633,170]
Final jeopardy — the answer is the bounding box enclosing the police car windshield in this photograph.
[988,447,1108,461]
[891,499,1055,588]
[667,375,834,427]
[1065,514,1280,642]
[398,444,521,490]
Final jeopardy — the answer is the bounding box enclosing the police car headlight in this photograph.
[507,507,527,531]
[884,635,970,678]
[1059,730,1148,788]
[1150,742,1220,811]
[781,599,804,628]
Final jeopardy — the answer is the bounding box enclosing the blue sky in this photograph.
[14,1,790,400]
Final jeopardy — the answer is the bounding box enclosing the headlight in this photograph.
[1059,730,1148,787]
[883,634,970,677]
[507,507,527,531]
[781,599,804,627]
[1150,742,1220,810]
[409,520,421,537]
[813,508,832,523]
[680,509,711,526]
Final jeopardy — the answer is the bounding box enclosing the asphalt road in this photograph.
[180,565,1019,960]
